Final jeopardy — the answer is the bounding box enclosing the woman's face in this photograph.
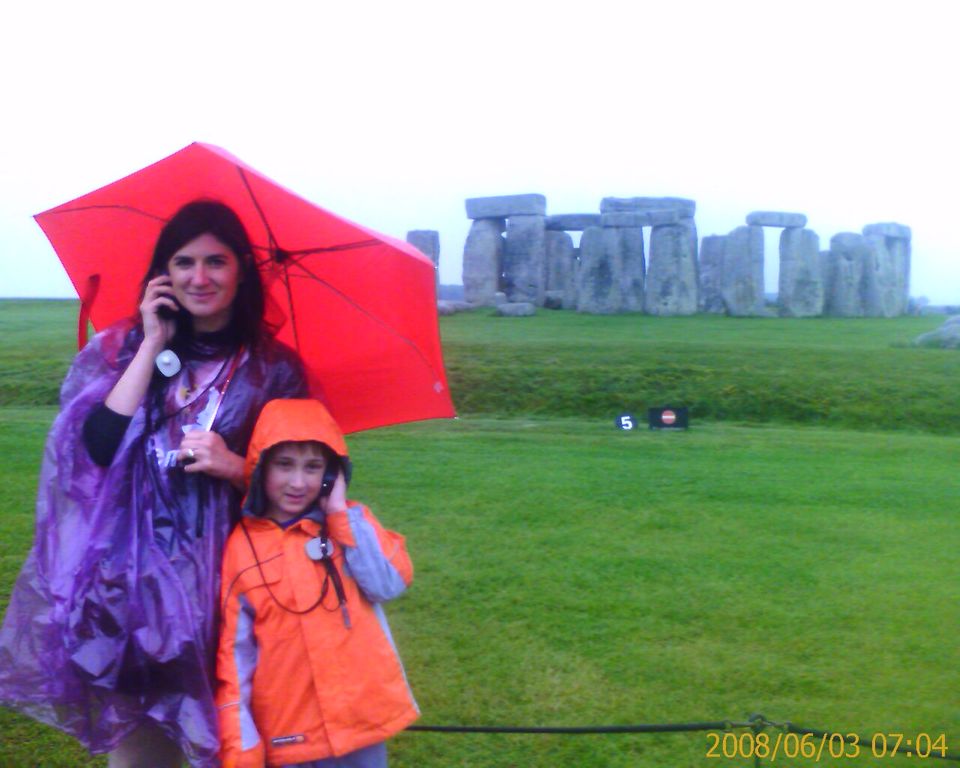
[166,233,242,332]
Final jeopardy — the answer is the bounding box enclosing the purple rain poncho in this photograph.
[0,320,306,767]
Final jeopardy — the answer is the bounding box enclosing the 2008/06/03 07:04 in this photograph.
[706,731,950,761]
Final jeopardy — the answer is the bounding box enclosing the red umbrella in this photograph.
[34,142,455,433]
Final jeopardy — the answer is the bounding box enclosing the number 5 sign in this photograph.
[616,413,636,431]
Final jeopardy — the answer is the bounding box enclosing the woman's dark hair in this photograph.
[139,199,265,349]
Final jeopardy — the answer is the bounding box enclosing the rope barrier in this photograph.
[408,713,959,763]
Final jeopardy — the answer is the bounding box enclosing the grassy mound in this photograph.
[440,310,956,433]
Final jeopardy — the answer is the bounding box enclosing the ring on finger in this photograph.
[186,448,196,460]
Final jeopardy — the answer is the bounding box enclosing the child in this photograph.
[216,399,418,768]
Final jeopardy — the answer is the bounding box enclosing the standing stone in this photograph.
[818,249,833,304]
[863,223,911,316]
[462,218,504,306]
[577,227,620,314]
[406,230,440,262]
[824,233,870,316]
[645,222,698,315]
[888,237,911,315]
[545,230,575,301]
[407,229,440,295]
[564,247,580,310]
[778,228,823,317]
[861,233,898,317]
[614,227,646,312]
[699,235,726,313]
[721,226,765,316]
[503,215,547,305]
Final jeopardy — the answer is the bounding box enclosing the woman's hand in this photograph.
[178,430,246,490]
[104,276,180,416]
[323,469,348,514]
[140,275,178,351]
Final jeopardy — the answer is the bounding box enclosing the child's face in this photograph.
[263,441,327,523]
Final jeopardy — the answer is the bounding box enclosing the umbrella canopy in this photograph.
[34,142,455,433]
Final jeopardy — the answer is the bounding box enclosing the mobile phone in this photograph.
[155,269,183,320]
[157,298,184,321]
[320,458,340,498]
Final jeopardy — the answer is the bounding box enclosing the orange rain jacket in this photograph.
[215,399,418,768]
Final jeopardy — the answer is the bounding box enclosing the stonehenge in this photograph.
[459,194,913,317]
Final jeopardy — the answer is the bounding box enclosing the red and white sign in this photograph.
[661,409,677,425]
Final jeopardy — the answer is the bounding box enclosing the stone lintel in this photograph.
[601,210,680,228]
[862,222,912,240]
[746,211,808,228]
[599,196,696,218]
[465,194,546,219]
[545,214,602,231]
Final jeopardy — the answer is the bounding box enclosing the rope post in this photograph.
[749,713,767,768]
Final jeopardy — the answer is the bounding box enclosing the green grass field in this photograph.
[0,300,957,767]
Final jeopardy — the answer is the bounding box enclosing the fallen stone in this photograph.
[495,302,536,317]
[438,300,472,315]
[600,196,696,219]
[913,316,960,348]
[493,291,507,305]
[645,221,698,315]
[577,226,620,314]
[699,235,726,313]
[503,215,547,304]
[466,194,546,219]
[462,218,505,306]
[721,226,765,316]
[863,222,912,240]
[746,211,807,228]
[778,228,823,317]
[919,305,959,316]
[546,214,602,231]
[601,210,680,228]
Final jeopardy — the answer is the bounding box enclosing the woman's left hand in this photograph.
[178,430,246,489]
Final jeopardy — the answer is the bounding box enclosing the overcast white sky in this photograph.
[1,0,958,302]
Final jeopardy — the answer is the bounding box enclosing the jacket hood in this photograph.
[243,398,351,518]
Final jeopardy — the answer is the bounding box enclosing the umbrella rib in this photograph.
[237,166,281,255]
[280,262,302,354]
[251,240,381,268]
[43,204,168,222]
[287,263,445,387]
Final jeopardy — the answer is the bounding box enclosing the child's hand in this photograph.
[325,469,348,514]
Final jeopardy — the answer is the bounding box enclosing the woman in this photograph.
[0,201,307,767]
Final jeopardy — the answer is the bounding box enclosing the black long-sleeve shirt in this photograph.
[81,402,132,467]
